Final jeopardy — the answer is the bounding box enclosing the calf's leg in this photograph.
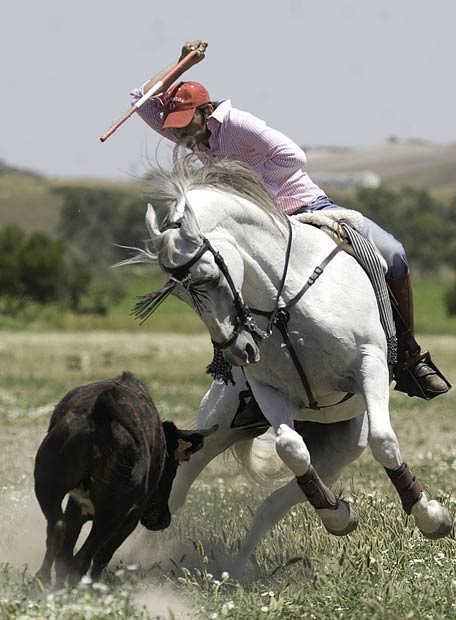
[90,507,140,581]
[54,495,91,589]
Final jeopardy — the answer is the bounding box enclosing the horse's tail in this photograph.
[226,431,289,484]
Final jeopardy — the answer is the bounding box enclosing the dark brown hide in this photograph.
[34,371,210,587]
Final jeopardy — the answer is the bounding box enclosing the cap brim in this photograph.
[162,107,196,129]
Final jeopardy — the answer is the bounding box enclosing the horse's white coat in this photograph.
[143,170,452,577]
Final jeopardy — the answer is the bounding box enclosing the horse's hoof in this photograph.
[420,511,453,540]
[411,498,453,540]
[318,500,359,536]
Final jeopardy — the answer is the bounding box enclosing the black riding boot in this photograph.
[388,274,450,397]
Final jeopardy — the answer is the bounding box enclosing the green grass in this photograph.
[0,333,456,619]
[413,277,456,334]
[1,271,455,335]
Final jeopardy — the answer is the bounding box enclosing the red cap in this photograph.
[162,81,210,129]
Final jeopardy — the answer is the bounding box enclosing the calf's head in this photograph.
[141,421,217,530]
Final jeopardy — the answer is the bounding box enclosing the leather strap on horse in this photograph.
[297,465,338,510]
[266,217,294,334]
[285,238,349,310]
[275,310,319,410]
[385,462,423,514]
[252,237,352,410]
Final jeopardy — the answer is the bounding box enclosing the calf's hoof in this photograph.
[318,500,359,536]
[34,568,51,587]
[141,507,171,531]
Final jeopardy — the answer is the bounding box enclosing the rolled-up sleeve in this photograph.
[130,88,177,142]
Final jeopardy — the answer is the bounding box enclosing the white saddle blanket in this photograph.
[293,208,387,273]
[293,208,364,234]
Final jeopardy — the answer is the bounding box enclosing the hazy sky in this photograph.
[2,0,455,180]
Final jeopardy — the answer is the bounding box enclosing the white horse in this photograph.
[127,156,452,578]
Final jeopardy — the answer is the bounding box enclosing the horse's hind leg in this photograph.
[359,345,453,539]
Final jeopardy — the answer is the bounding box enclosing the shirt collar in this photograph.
[207,99,232,127]
[194,100,232,153]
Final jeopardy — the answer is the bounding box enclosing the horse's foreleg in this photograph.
[169,427,246,513]
[360,346,453,539]
[248,380,358,539]
[169,369,251,514]
[386,463,453,539]
[360,348,402,470]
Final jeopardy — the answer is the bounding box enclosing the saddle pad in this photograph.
[293,208,364,233]
[293,208,387,274]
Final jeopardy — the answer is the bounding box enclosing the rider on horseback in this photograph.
[130,40,449,399]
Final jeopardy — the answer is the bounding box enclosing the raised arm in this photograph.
[143,40,208,94]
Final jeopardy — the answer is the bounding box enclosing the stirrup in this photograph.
[230,389,270,430]
[394,351,452,400]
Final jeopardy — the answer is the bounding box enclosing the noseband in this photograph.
[164,237,268,349]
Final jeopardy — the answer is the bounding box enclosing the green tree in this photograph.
[0,226,94,309]
[56,186,146,266]
[0,226,26,296]
[19,232,67,302]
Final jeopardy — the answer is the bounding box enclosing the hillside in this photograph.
[1,141,455,235]
[0,167,145,235]
[306,140,456,197]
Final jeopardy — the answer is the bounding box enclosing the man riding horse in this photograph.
[130,40,449,399]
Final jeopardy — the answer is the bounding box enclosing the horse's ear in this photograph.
[145,204,162,245]
[181,201,202,243]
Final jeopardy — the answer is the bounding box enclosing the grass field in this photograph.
[2,269,456,336]
[0,332,455,619]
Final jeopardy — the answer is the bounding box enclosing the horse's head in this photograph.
[145,202,261,367]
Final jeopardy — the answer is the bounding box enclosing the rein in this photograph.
[165,237,268,349]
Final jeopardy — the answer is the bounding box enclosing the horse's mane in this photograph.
[114,151,286,269]
[146,151,286,225]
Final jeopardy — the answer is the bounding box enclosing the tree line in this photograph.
[1,183,456,315]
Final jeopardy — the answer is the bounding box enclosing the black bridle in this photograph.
[164,237,269,349]
[134,219,351,410]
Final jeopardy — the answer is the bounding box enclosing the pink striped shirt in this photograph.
[130,89,325,214]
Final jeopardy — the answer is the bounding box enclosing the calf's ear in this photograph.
[174,425,218,461]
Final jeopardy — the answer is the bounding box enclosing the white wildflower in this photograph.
[221,601,235,615]
[92,582,108,592]
[126,563,139,571]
